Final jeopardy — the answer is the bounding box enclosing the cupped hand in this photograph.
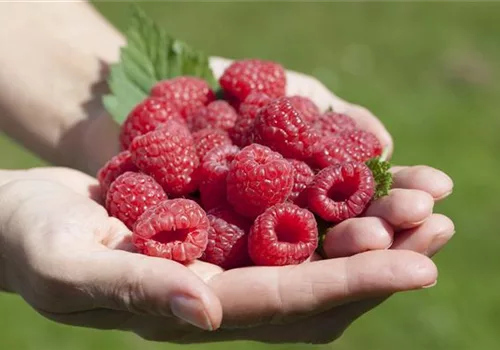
[0,165,452,344]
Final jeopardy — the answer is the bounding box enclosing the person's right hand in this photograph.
[0,166,453,344]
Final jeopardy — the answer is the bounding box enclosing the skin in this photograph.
[0,1,455,344]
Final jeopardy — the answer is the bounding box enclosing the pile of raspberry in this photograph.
[97,59,382,268]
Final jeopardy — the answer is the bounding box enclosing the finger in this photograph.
[209,250,437,327]
[322,217,394,258]
[391,214,455,257]
[199,297,388,344]
[82,250,222,331]
[364,189,434,230]
[391,166,454,201]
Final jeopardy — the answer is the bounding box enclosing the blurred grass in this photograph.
[1,2,500,350]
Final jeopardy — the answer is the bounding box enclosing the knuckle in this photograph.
[110,261,148,314]
[267,267,303,325]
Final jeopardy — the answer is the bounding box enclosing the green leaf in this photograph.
[103,5,218,124]
[366,157,393,200]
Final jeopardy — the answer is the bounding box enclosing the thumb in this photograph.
[85,249,222,331]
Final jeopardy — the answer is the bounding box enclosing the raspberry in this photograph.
[199,145,240,210]
[253,97,320,160]
[311,136,349,169]
[219,59,286,105]
[307,162,375,223]
[160,118,193,139]
[288,95,320,124]
[313,111,356,137]
[188,100,238,132]
[287,159,315,207]
[192,128,232,161]
[226,144,294,218]
[97,151,138,197]
[230,92,272,147]
[342,129,383,159]
[201,206,252,269]
[313,129,382,169]
[238,92,272,120]
[248,203,318,266]
[105,172,167,229]
[133,199,209,263]
[119,97,184,150]
[150,77,215,118]
[130,128,199,196]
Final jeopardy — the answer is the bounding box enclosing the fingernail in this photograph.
[426,230,455,257]
[422,280,437,289]
[434,190,453,201]
[399,219,426,230]
[170,295,213,331]
[384,238,394,249]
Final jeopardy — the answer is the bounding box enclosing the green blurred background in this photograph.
[1,1,499,349]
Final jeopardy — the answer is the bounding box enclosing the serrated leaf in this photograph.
[103,5,218,124]
[366,157,393,200]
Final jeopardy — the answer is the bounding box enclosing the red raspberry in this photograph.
[287,159,315,207]
[307,162,375,223]
[253,97,320,160]
[288,95,320,124]
[97,151,138,197]
[238,92,272,120]
[150,77,215,118]
[133,199,209,263]
[226,144,294,218]
[312,129,382,169]
[192,128,232,161]
[248,203,318,266]
[199,145,240,210]
[313,111,356,137]
[219,59,286,104]
[119,97,184,150]
[311,136,350,169]
[130,128,199,196]
[105,172,167,230]
[342,129,383,159]
[200,206,252,269]
[160,118,193,140]
[230,92,272,147]
[188,100,238,132]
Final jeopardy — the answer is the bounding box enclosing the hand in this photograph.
[0,166,452,344]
